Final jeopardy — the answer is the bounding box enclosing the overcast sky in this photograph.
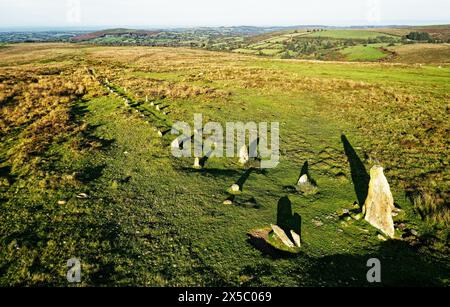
[0,0,449,29]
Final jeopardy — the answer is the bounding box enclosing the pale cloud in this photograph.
[0,0,448,28]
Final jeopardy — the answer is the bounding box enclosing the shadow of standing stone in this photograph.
[341,134,370,207]
[277,196,302,241]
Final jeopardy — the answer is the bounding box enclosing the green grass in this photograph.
[340,45,389,61]
[305,30,397,40]
[128,71,182,81]
[249,60,450,91]
[266,36,290,43]
[0,44,449,286]
[232,48,259,54]
[260,49,282,56]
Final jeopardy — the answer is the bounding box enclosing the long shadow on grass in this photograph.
[277,196,302,241]
[0,164,16,187]
[75,164,107,184]
[69,102,89,119]
[242,239,449,286]
[303,239,450,286]
[236,168,255,192]
[199,150,214,168]
[70,101,116,151]
[180,167,241,177]
[341,135,370,207]
[247,196,302,258]
[298,161,317,186]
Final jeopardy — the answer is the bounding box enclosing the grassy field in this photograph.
[369,25,450,41]
[229,29,406,61]
[388,43,450,64]
[340,44,389,61]
[43,26,448,64]
[304,29,397,40]
[0,44,449,286]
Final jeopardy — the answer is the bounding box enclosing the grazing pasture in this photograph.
[303,29,397,40]
[388,43,450,64]
[339,44,389,61]
[0,44,448,286]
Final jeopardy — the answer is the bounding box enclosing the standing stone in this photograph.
[145,95,148,103]
[230,184,240,193]
[295,173,318,195]
[223,200,233,205]
[239,145,249,165]
[270,224,294,248]
[297,174,308,185]
[171,139,179,150]
[363,165,395,238]
[193,157,201,169]
[290,230,301,248]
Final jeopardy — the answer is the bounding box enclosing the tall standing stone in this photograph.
[290,230,301,248]
[297,174,308,185]
[271,224,294,248]
[364,165,395,238]
[239,145,249,165]
[193,157,201,169]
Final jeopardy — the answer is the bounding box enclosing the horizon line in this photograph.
[1,22,449,32]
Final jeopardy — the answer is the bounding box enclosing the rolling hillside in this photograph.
[0,44,449,286]
[64,26,450,64]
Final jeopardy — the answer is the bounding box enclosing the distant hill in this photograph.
[412,25,450,41]
[368,24,450,41]
[2,25,448,64]
[71,28,160,42]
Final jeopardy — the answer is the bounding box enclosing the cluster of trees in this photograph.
[404,31,432,41]
[305,29,325,33]
[285,39,331,54]
[402,31,448,43]
[367,36,399,44]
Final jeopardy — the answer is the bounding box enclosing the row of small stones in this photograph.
[92,71,394,248]
[100,76,265,202]
[102,78,171,137]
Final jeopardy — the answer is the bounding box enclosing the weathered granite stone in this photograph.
[297,174,308,185]
[271,224,294,248]
[230,184,240,193]
[363,165,395,238]
[193,157,201,169]
[239,145,249,165]
[290,230,301,248]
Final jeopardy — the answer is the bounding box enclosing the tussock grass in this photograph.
[0,44,449,286]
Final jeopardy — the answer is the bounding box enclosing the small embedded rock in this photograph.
[230,184,240,193]
[76,193,89,199]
